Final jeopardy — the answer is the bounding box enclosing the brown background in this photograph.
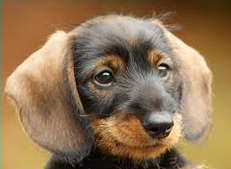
[1,1,231,169]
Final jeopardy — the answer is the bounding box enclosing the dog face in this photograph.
[72,17,183,160]
[5,15,212,162]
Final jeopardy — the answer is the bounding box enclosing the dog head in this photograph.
[5,15,212,162]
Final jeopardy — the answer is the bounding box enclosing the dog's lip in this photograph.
[112,136,165,148]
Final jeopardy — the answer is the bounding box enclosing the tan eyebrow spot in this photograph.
[148,50,162,65]
[95,55,124,72]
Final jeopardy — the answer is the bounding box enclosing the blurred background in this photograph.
[1,1,231,169]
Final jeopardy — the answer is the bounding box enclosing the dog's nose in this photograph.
[142,113,173,139]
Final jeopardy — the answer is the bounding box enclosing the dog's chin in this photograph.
[109,134,166,150]
[110,132,162,148]
[94,131,177,161]
[91,113,182,161]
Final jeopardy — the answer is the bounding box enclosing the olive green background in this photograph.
[1,1,231,169]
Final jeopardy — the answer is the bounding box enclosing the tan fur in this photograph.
[147,50,161,65]
[91,113,182,161]
[67,54,85,114]
[5,31,89,153]
[5,15,212,166]
[153,21,212,141]
[94,55,124,72]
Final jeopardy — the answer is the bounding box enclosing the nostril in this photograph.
[146,126,160,136]
[142,112,174,138]
[143,122,174,139]
[150,127,159,133]
[165,125,173,132]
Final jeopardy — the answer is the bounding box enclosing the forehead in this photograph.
[72,15,174,72]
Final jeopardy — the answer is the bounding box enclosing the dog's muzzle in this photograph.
[141,112,174,139]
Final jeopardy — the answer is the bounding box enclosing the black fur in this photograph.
[46,149,192,169]
[46,15,194,169]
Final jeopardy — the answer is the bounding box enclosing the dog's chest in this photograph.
[73,150,187,169]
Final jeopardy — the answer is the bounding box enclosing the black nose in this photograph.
[142,113,173,139]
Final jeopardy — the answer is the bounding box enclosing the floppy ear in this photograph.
[5,31,93,159]
[163,29,212,141]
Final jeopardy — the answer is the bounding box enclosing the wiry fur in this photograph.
[5,14,212,169]
[91,113,182,161]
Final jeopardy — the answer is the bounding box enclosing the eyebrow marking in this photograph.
[147,50,162,65]
[95,55,125,72]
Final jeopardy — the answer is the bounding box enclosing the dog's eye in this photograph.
[94,70,115,87]
[157,63,170,77]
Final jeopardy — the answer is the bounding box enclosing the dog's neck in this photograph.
[46,149,191,169]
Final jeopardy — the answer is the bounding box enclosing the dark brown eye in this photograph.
[94,70,114,87]
[157,63,170,77]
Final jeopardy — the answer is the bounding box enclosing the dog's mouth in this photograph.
[93,128,176,160]
[108,130,163,148]
[105,125,173,149]
[90,113,182,160]
[108,134,165,148]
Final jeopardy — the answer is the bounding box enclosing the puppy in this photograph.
[5,14,212,169]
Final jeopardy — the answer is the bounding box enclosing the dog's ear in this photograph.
[164,29,212,142]
[5,31,93,159]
